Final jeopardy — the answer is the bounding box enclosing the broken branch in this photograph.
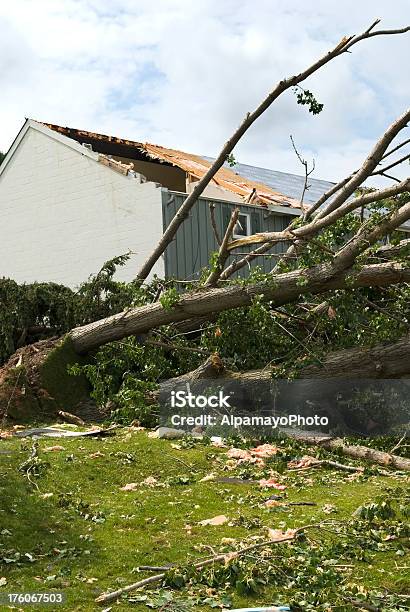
[95,523,322,604]
[134,25,409,282]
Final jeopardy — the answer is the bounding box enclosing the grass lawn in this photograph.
[0,428,408,611]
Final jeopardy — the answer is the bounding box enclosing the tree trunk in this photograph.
[295,435,410,471]
[70,262,410,354]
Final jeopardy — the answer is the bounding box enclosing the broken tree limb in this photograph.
[374,238,410,260]
[94,523,321,604]
[205,207,239,286]
[315,108,410,220]
[288,457,364,473]
[227,178,410,252]
[134,23,409,283]
[296,435,410,471]
[209,202,222,246]
[155,334,410,393]
[220,240,283,280]
[159,353,225,398]
[69,262,410,353]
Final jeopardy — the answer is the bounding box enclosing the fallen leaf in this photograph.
[1,529,12,536]
[89,451,105,459]
[0,577,7,586]
[199,515,228,526]
[43,445,65,452]
[40,493,54,499]
[322,504,337,514]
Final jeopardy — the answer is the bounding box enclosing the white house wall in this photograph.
[0,127,165,287]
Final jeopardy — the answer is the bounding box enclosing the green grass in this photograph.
[0,430,408,611]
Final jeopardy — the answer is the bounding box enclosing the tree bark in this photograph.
[157,335,410,393]
[295,435,410,471]
[70,262,410,353]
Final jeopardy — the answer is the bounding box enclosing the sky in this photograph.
[0,0,409,183]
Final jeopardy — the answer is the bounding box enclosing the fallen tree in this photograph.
[1,21,409,429]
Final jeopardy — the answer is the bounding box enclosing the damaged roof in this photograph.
[39,121,309,208]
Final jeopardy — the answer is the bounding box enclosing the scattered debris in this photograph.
[250,444,279,458]
[120,483,140,492]
[199,473,216,482]
[228,607,290,611]
[198,515,229,526]
[215,477,257,485]
[267,528,296,542]
[11,426,116,439]
[58,410,85,426]
[288,455,364,473]
[322,504,338,514]
[259,478,286,490]
[143,476,159,487]
[95,523,315,604]
[264,499,283,508]
[43,445,65,452]
[210,436,226,447]
[226,444,279,467]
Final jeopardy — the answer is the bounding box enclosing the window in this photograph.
[233,213,251,238]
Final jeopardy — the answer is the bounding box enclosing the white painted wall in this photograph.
[0,126,165,287]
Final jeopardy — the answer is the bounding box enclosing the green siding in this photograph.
[162,190,295,281]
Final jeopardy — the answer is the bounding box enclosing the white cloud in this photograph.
[0,0,409,183]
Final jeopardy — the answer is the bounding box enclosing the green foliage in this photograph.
[353,499,396,521]
[0,278,77,364]
[1,430,409,610]
[160,287,180,310]
[226,153,237,167]
[70,334,200,425]
[0,253,157,365]
[293,87,324,115]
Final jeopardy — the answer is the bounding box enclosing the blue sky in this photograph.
[0,0,409,182]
